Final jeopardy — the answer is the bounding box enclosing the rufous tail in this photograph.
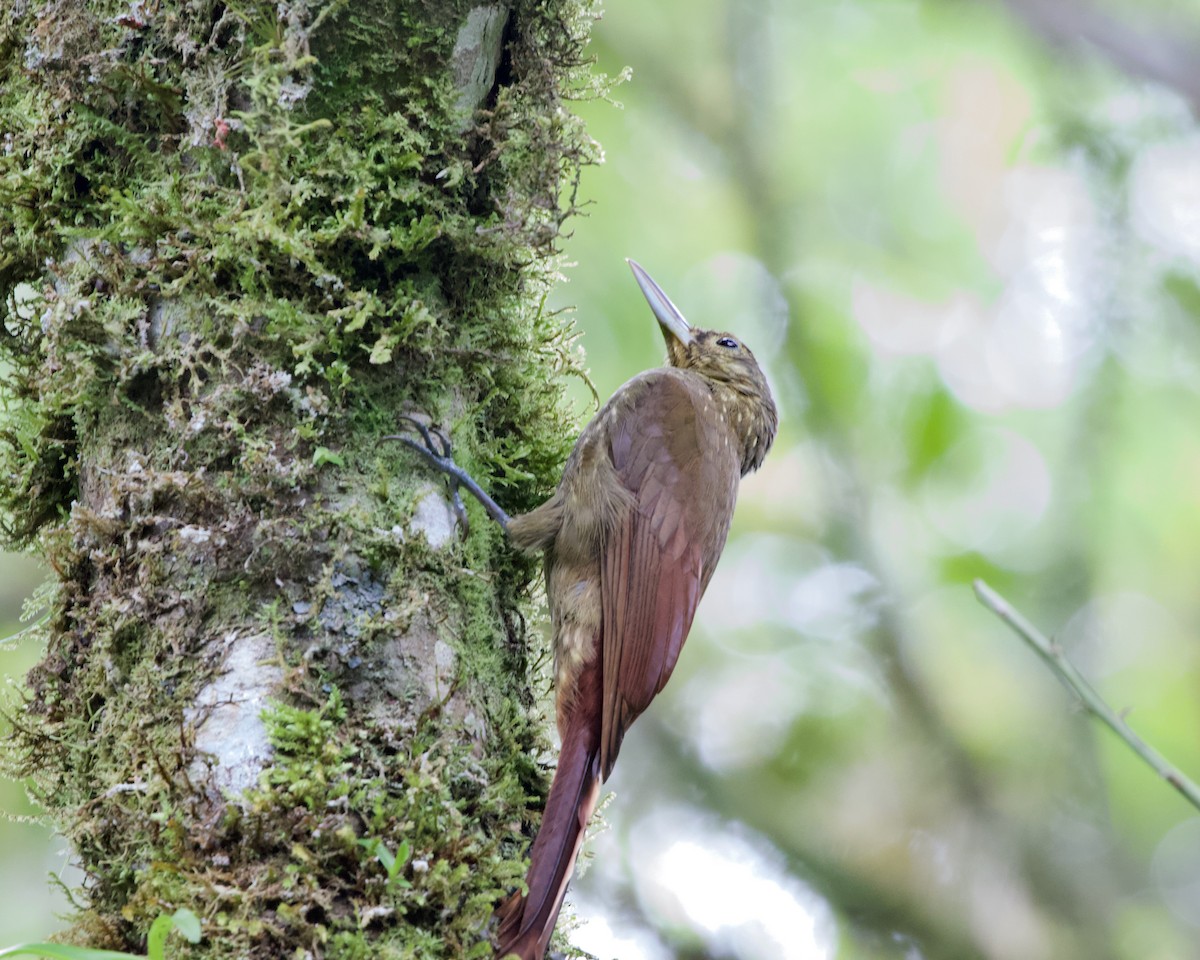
[494,711,601,960]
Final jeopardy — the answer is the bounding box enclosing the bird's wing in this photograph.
[598,372,737,780]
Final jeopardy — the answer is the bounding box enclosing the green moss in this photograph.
[1,0,598,529]
[99,689,535,958]
[0,0,606,955]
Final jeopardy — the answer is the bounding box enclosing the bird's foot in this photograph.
[383,416,512,534]
[384,416,471,531]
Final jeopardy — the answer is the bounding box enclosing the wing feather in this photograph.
[597,372,737,780]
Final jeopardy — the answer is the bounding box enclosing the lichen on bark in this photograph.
[0,0,606,956]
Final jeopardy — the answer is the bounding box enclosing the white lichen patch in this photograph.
[408,483,458,549]
[178,524,212,544]
[187,630,283,797]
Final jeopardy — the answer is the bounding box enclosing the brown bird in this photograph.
[390,260,777,959]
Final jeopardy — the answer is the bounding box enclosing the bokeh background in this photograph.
[5,0,1200,957]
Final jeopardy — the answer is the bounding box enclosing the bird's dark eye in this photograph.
[716,337,738,349]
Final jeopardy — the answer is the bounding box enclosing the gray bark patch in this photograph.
[451,5,510,119]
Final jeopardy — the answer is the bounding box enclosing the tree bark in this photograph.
[0,2,598,957]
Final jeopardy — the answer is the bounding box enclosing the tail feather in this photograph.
[495,711,602,959]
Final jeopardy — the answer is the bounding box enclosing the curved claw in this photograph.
[382,418,512,533]
[395,415,452,460]
[381,422,467,532]
[429,428,452,460]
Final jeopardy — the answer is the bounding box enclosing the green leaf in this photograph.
[391,839,411,879]
[312,446,344,467]
[368,330,400,365]
[0,945,143,960]
[356,837,412,888]
[146,907,201,960]
[171,910,201,945]
[145,916,171,960]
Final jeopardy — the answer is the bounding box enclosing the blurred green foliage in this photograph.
[0,555,64,944]
[5,0,1200,957]
[546,0,1200,958]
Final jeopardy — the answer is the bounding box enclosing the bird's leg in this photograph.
[383,416,512,534]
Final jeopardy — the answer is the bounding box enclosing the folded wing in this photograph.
[598,371,739,779]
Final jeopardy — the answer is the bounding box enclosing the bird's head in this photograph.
[627,259,772,392]
[627,259,778,472]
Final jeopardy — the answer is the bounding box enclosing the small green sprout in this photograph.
[358,837,413,889]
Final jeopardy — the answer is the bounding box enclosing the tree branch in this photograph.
[974,579,1200,812]
[993,0,1200,113]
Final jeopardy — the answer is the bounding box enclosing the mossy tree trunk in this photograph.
[0,2,598,957]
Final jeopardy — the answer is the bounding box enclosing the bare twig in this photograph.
[974,579,1200,812]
